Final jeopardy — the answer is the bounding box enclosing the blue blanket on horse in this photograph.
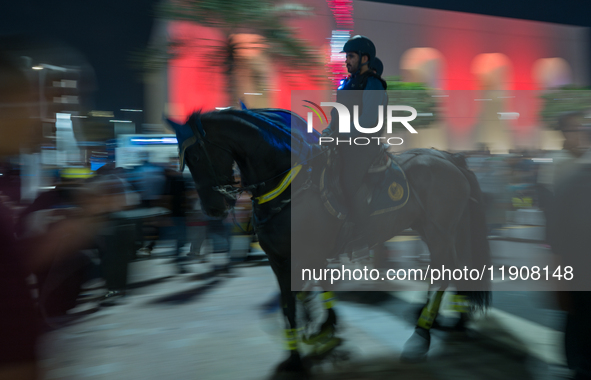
[232,108,322,165]
[169,108,321,170]
[249,108,320,163]
[170,107,409,217]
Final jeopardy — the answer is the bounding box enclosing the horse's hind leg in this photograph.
[412,207,473,332]
[320,291,338,331]
[451,206,475,330]
[401,289,445,362]
[402,195,468,361]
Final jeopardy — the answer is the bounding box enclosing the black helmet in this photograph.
[371,57,384,76]
[341,35,376,64]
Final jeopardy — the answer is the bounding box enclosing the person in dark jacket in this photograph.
[0,40,112,379]
[546,149,591,380]
[163,164,189,273]
[321,36,388,207]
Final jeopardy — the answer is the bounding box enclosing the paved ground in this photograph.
[24,114,559,379]
[37,231,574,380]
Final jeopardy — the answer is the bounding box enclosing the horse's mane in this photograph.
[195,109,318,162]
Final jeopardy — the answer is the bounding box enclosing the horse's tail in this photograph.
[458,164,492,310]
[440,152,491,309]
[403,149,491,309]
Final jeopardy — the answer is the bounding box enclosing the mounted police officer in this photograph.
[321,36,388,215]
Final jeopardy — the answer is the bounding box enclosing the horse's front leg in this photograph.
[299,288,341,357]
[401,221,457,362]
[401,289,444,362]
[271,261,309,377]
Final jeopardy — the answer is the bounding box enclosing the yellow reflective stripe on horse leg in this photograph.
[256,165,302,204]
[284,329,298,350]
[417,291,444,330]
[321,291,336,309]
[450,294,470,313]
[296,291,309,302]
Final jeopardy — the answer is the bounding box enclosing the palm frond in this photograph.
[134,0,326,100]
[158,0,274,29]
[271,3,314,17]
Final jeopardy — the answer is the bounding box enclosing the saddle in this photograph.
[320,145,409,221]
[319,146,410,260]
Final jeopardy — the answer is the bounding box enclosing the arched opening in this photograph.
[400,47,444,89]
[532,57,572,89]
[470,53,513,153]
[471,53,512,91]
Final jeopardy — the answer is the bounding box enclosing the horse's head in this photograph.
[167,113,236,219]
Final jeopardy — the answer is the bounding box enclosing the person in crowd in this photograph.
[135,153,166,256]
[0,47,109,380]
[547,142,591,380]
[162,158,190,273]
[537,111,590,212]
[17,169,99,319]
[91,174,137,304]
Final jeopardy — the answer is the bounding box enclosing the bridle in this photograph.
[187,114,291,202]
[185,112,327,229]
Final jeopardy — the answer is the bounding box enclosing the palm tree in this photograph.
[138,0,323,107]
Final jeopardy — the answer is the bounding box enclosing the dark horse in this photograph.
[167,108,491,376]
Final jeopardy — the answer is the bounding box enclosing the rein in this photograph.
[190,113,326,203]
[189,114,273,200]
[188,113,327,230]
[189,115,237,193]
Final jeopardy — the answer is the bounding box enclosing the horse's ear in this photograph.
[165,117,183,134]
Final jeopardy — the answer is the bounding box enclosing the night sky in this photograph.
[0,0,158,115]
[1,0,588,120]
[369,0,590,27]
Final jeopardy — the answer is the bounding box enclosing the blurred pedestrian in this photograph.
[134,153,166,255]
[162,159,190,273]
[546,146,591,380]
[186,184,209,261]
[0,47,107,380]
[207,216,232,274]
[136,151,166,208]
[538,111,590,212]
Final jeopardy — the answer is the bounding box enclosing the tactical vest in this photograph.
[334,71,388,136]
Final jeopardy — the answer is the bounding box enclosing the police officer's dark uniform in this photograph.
[322,36,388,213]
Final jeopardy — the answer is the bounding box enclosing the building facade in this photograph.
[148,0,589,152]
